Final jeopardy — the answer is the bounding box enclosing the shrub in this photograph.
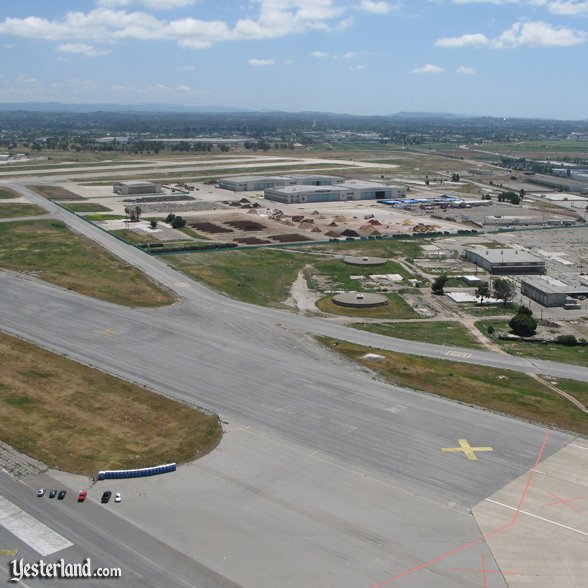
[555,335,577,347]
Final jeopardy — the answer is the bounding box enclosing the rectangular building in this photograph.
[464,247,545,275]
[113,180,161,195]
[264,180,406,204]
[218,175,345,192]
[521,278,568,307]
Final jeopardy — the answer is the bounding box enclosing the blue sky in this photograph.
[0,1,587,118]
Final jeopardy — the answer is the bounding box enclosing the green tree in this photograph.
[150,219,158,229]
[431,274,448,295]
[493,278,516,306]
[171,215,186,229]
[509,311,537,338]
[475,282,490,304]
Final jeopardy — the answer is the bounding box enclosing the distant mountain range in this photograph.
[0,102,252,114]
[0,102,582,122]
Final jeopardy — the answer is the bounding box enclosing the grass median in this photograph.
[352,321,484,348]
[0,188,20,199]
[0,331,221,474]
[318,336,588,435]
[0,203,48,219]
[27,185,81,200]
[0,220,174,307]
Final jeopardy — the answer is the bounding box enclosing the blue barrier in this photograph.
[98,462,176,481]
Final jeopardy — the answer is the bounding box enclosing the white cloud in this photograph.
[0,2,344,49]
[436,21,586,48]
[412,63,444,73]
[359,0,395,13]
[178,64,196,71]
[309,50,329,57]
[97,0,196,9]
[57,43,110,57]
[175,84,192,92]
[248,58,275,65]
[349,64,366,70]
[435,33,490,47]
[456,65,476,74]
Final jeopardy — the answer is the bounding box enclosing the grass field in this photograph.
[302,238,423,259]
[316,293,419,319]
[27,185,81,200]
[554,378,588,409]
[476,320,588,367]
[62,202,113,213]
[166,248,317,307]
[0,331,221,474]
[85,214,127,221]
[353,321,484,348]
[0,220,174,307]
[463,303,518,317]
[308,257,414,291]
[318,337,588,435]
[0,203,48,219]
[177,226,210,240]
[110,228,163,245]
[0,188,20,199]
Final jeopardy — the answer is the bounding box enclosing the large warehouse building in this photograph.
[464,247,545,275]
[264,180,406,204]
[218,175,344,191]
[113,180,161,195]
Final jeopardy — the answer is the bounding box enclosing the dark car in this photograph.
[57,490,66,500]
[101,491,112,504]
[49,490,57,499]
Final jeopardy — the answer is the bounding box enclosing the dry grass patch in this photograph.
[27,185,81,200]
[0,220,174,307]
[318,337,588,435]
[316,294,419,319]
[0,203,48,219]
[0,331,221,474]
[0,188,21,200]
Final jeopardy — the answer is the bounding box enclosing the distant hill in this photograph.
[0,102,252,113]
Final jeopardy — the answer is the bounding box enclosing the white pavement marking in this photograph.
[445,350,472,359]
[571,444,588,451]
[485,498,588,537]
[0,496,73,556]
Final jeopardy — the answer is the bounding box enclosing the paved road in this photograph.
[0,472,242,588]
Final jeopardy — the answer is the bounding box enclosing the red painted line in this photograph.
[372,430,551,587]
[542,490,584,514]
[481,553,487,588]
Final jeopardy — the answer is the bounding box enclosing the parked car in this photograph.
[48,490,57,499]
[114,493,121,503]
[57,490,66,500]
[37,488,46,497]
[101,491,112,504]
[77,491,88,503]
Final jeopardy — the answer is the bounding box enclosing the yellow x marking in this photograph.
[442,439,493,461]
[0,549,18,556]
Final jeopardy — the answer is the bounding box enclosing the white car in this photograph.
[37,488,46,497]
[114,492,122,503]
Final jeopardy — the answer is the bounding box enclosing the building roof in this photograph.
[521,277,568,294]
[115,180,157,186]
[466,247,543,264]
[338,180,389,190]
[266,185,338,194]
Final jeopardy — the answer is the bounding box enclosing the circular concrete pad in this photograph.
[343,256,387,266]
[332,292,389,308]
